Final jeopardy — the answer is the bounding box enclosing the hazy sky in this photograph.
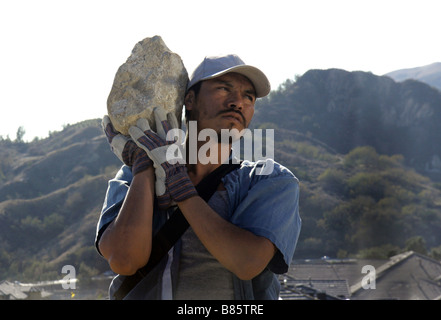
[1,0,440,141]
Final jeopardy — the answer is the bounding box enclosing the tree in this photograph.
[15,126,26,143]
[318,168,346,194]
[405,236,427,255]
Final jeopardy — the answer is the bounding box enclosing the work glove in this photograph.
[102,115,153,176]
[128,108,197,210]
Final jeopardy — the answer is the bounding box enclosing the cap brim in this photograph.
[193,65,271,98]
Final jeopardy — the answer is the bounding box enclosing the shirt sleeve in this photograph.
[225,160,301,274]
[95,165,133,255]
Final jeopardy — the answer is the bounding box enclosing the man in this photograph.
[95,54,301,299]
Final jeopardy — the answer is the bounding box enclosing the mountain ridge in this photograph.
[254,68,441,179]
[385,62,441,91]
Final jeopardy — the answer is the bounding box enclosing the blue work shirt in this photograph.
[95,158,301,300]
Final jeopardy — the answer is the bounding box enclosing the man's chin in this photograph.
[219,126,246,143]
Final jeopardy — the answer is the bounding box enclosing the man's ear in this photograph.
[184,90,195,111]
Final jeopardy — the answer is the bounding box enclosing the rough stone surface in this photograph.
[107,36,188,135]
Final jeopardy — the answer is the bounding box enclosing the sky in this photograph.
[1,0,440,142]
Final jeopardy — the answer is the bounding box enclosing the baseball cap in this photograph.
[187,54,271,98]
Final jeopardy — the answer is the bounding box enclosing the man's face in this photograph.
[185,72,257,135]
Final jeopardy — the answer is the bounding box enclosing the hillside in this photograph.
[253,69,441,180]
[1,69,441,288]
[385,62,441,91]
[249,125,441,259]
[0,120,122,283]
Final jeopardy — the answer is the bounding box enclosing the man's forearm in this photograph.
[177,195,276,280]
[99,167,155,275]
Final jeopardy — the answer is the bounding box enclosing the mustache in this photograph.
[216,109,246,126]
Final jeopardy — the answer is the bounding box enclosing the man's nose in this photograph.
[227,90,244,110]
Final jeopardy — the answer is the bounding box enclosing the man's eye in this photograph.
[246,95,255,102]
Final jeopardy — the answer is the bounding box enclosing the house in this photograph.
[279,277,349,300]
[280,251,441,300]
[0,280,51,300]
[0,281,28,300]
[350,251,441,300]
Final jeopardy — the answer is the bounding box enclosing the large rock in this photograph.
[107,36,188,135]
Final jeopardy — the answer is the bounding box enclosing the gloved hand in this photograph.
[128,108,197,210]
[102,115,153,176]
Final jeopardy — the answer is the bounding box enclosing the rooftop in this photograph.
[281,251,441,300]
